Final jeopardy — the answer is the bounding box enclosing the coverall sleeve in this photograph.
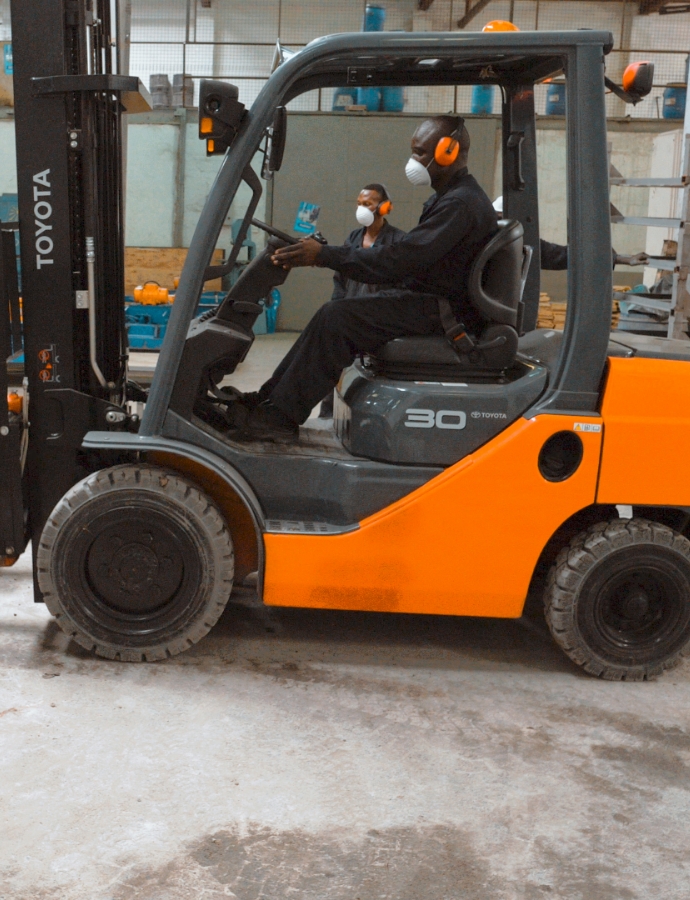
[329,229,357,299]
[539,239,568,270]
[318,198,476,286]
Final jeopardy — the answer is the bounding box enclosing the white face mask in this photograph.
[356,205,375,227]
[405,157,432,187]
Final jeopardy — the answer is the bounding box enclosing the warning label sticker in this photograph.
[573,422,602,433]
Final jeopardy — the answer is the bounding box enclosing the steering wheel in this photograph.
[251,218,300,245]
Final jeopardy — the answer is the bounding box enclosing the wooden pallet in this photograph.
[124,247,224,295]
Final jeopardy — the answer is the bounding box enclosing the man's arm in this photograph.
[273,197,477,284]
[330,229,358,300]
[613,251,649,266]
[540,239,568,271]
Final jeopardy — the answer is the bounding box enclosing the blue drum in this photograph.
[545,82,566,116]
[663,84,686,120]
[471,84,494,115]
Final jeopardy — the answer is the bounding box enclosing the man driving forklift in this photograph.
[234,115,497,442]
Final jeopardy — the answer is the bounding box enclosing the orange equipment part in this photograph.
[264,414,603,618]
[133,281,170,305]
[483,20,520,32]
[623,61,651,93]
[7,391,22,415]
[598,356,690,506]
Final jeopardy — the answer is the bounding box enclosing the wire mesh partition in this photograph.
[120,0,690,119]
[0,0,688,117]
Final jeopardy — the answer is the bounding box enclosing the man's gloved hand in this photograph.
[614,251,649,267]
[272,237,323,270]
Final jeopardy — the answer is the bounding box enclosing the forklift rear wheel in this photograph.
[545,518,690,680]
[37,465,235,662]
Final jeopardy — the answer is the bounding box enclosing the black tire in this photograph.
[544,518,690,680]
[37,465,234,661]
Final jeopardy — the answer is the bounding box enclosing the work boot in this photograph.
[222,389,267,431]
[236,390,265,411]
[239,400,299,443]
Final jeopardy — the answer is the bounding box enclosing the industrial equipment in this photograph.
[4,7,690,680]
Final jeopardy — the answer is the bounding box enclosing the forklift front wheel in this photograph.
[37,465,235,662]
[545,518,690,680]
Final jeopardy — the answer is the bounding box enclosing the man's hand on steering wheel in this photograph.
[272,237,323,270]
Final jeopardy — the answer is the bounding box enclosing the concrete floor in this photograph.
[128,332,299,390]
[2,335,690,899]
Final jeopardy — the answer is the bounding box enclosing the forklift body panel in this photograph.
[598,355,690,507]
[263,413,603,616]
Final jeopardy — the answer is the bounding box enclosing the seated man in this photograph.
[319,182,406,417]
[239,115,498,442]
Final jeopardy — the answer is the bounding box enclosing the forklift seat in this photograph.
[369,219,529,380]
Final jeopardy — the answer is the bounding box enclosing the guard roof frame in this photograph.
[141,29,614,435]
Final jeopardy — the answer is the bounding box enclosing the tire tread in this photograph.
[544,516,690,680]
[37,464,235,662]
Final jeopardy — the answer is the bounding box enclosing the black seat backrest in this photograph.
[468,218,524,329]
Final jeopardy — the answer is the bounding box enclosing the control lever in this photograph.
[251,219,327,246]
[474,334,507,351]
[251,218,299,244]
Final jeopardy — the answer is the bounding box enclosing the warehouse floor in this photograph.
[1,335,690,900]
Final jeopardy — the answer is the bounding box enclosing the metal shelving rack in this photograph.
[609,111,690,339]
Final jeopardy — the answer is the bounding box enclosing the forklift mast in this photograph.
[5,0,146,589]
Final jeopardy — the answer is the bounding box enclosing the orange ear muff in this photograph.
[378,199,392,216]
[435,135,460,166]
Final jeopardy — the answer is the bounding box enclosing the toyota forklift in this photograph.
[4,4,690,680]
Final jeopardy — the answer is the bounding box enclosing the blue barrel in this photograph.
[545,82,566,116]
[471,84,494,115]
[663,84,686,119]
[363,5,385,31]
[357,86,382,111]
[381,86,405,112]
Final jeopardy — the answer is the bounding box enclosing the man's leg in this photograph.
[268,291,442,424]
[254,325,312,402]
[255,288,354,402]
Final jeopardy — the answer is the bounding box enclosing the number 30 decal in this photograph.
[405,409,467,430]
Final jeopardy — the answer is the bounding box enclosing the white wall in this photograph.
[179,123,267,251]
[535,126,654,257]
[124,118,267,252]
[0,113,675,274]
[0,117,15,193]
[125,124,177,246]
[0,119,17,194]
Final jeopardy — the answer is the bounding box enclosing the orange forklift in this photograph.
[4,8,690,680]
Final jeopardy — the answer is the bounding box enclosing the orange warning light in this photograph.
[483,20,520,31]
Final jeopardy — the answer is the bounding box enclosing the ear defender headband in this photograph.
[434,118,465,167]
[377,184,393,216]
